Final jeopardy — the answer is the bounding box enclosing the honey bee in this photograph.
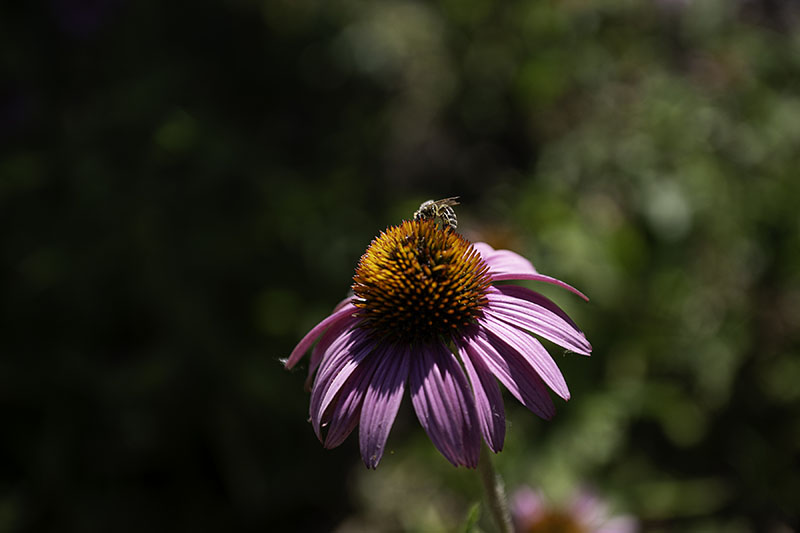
[413,197,460,230]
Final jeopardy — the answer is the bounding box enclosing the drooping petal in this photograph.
[306,313,360,390]
[309,328,372,438]
[474,242,538,276]
[321,376,367,449]
[490,272,589,301]
[359,345,410,469]
[493,284,584,331]
[481,315,570,400]
[469,328,555,419]
[486,289,591,356]
[409,343,480,468]
[323,347,385,449]
[316,337,378,436]
[285,302,358,369]
[491,285,590,350]
[456,339,505,452]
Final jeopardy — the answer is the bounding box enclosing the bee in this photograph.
[413,197,460,230]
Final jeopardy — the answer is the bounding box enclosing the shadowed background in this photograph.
[2,0,799,531]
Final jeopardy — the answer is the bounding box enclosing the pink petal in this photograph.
[306,313,360,389]
[490,272,589,301]
[456,339,505,452]
[474,242,538,276]
[492,284,587,335]
[486,290,591,355]
[322,376,367,449]
[309,329,372,438]
[316,337,381,432]
[468,328,555,419]
[323,349,383,449]
[285,302,358,369]
[331,296,354,313]
[481,315,570,400]
[359,345,410,469]
[409,343,480,468]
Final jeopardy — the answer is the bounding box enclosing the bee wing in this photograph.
[437,196,460,207]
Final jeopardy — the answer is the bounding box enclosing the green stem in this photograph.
[477,444,513,533]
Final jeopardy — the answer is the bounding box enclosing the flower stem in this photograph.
[478,444,513,533]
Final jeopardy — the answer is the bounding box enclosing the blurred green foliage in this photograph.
[2,0,799,531]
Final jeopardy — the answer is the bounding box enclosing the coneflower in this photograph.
[285,211,591,469]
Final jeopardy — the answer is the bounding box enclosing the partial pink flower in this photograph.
[285,219,591,468]
[512,486,637,533]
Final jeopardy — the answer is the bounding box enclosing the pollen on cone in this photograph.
[351,219,492,345]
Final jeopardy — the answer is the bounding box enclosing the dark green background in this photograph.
[2,0,799,531]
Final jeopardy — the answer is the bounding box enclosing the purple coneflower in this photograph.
[511,486,637,533]
[285,217,591,468]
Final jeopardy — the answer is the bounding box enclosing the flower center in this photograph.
[351,219,491,345]
[525,510,586,533]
